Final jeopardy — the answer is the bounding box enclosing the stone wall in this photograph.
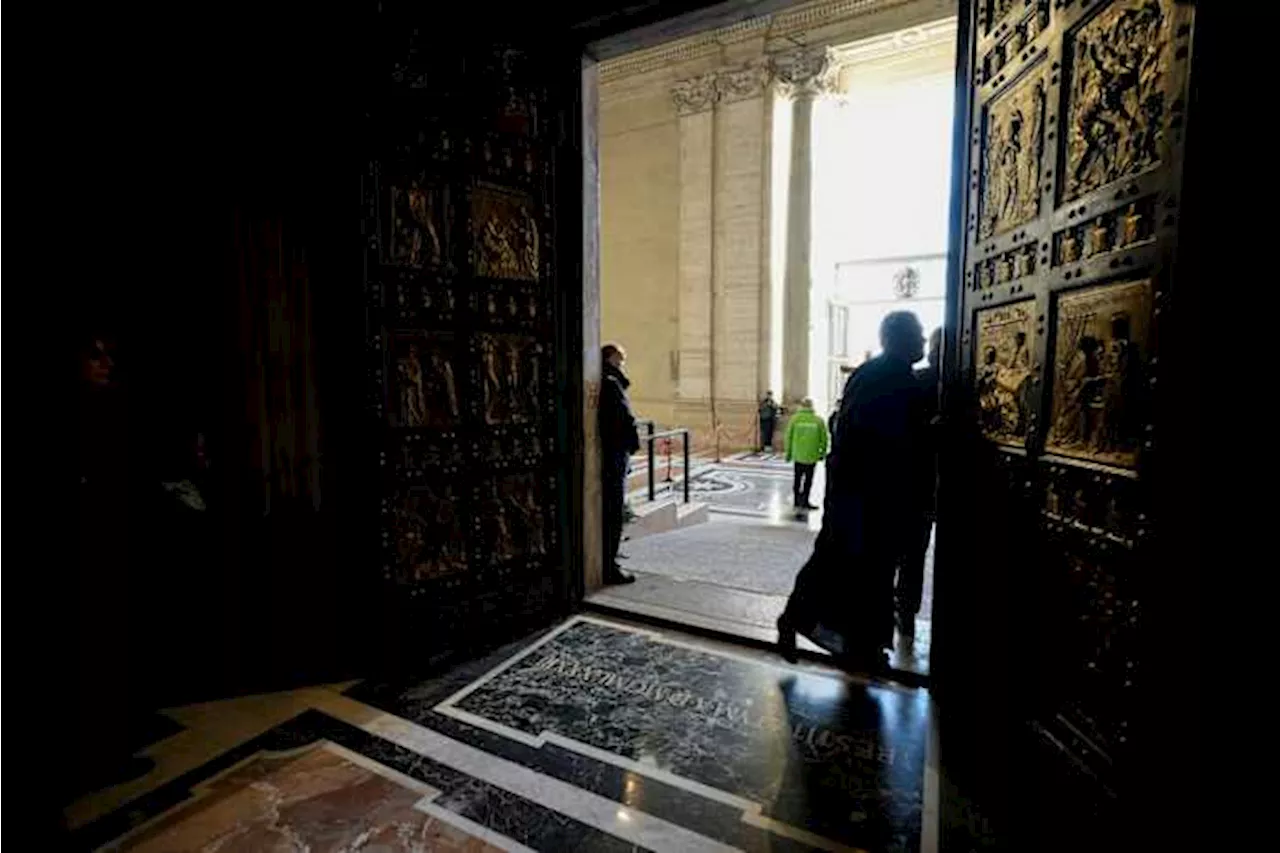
[599,0,957,450]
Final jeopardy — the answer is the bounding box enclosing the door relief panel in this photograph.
[974,301,1036,447]
[1045,279,1151,468]
[1061,0,1175,203]
[471,185,541,282]
[979,64,1048,241]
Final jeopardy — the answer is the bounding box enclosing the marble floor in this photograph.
[68,615,936,852]
[602,459,935,676]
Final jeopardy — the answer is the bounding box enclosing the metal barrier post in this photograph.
[682,429,690,503]
[647,421,655,501]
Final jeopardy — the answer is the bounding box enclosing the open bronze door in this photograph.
[361,15,583,674]
[935,0,1203,848]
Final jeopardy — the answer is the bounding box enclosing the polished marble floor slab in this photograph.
[431,617,929,852]
[113,741,510,852]
[75,615,935,853]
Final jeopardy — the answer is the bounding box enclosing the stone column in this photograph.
[773,48,837,409]
[671,74,717,438]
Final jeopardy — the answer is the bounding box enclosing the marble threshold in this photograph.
[69,614,937,853]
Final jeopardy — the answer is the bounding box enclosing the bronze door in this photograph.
[362,37,578,667]
[937,0,1199,846]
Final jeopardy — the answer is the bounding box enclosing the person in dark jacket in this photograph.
[600,343,640,584]
[778,311,927,669]
[758,391,779,452]
[896,327,942,643]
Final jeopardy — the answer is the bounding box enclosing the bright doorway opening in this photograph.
[587,6,957,677]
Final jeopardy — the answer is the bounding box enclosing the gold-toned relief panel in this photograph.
[1046,278,1151,468]
[979,64,1047,240]
[974,300,1036,447]
[1062,0,1174,202]
[471,186,539,282]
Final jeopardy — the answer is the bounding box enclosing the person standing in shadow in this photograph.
[896,327,942,647]
[600,343,640,584]
[778,312,927,670]
[758,390,779,453]
[785,397,828,511]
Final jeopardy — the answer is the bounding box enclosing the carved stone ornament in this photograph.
[715,61,771,104]
[893,266,921,299]
[772,47,839,98]
[671,74,717,115]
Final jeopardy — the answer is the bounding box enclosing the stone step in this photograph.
[625,496,709,540]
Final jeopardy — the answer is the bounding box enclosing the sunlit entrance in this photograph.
[588,8,957,677]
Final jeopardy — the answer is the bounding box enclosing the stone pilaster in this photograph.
[773,47,839,408]
[713,61,769,408]
[672,74,716,412]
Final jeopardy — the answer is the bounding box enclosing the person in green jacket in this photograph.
[785,397,829,510]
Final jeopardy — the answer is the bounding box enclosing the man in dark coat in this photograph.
[600,343,640,584]
[758,391,779,452]
[896,327,942,644]
[778,311,926,668]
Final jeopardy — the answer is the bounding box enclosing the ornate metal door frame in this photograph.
[937,0,1198,844]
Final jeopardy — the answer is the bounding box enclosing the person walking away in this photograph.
[777,311,927,670]
[758,391,779,453]
[600,343,640,584]
[785,397,828,510]
[896,327,942,645]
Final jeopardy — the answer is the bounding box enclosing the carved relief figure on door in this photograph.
[1064,0,1171,201]
[392,334,459,428]
[479,333,541,424]
[386,178,445,268]
[479,474,543,563]
[392,488,468,582]
[472,186,540,281]
[1046,280,1151,467]
[980,69,1046,239]
[974,301,1036,446]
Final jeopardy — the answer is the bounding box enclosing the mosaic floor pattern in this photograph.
[71,616,935,853]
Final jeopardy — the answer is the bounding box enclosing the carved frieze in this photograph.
[974,300,1036,446]
[471,186,539,281]
[1063,0,1173,202]
[973,243,1039,291]
[1052,196,1155,266]
[979,66,1047,240]
[1046,279,1152,468]
[982,0,1018,35]
[981,1,1049,84]
[395,432,465,481]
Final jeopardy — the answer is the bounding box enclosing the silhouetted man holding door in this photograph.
[778,312,927,669]
[600,343,640,585]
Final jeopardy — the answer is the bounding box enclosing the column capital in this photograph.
[771,47,840,98]
[714,60,771,105]
[670,73,717,116]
